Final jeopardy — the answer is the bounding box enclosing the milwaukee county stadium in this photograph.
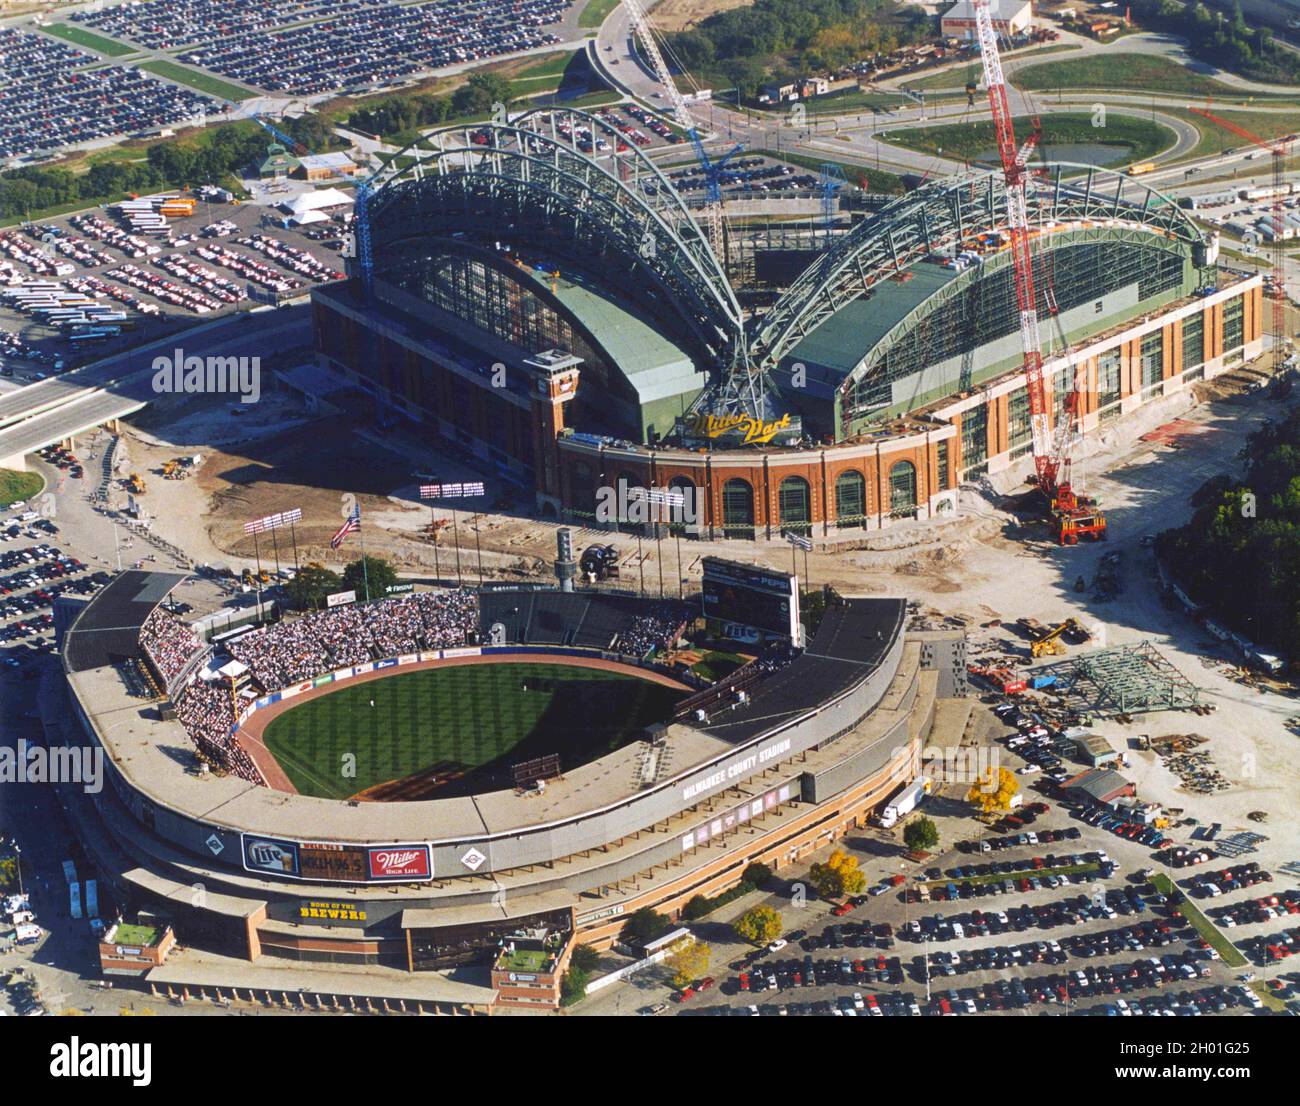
[311,108,1261,537]
[57,559,968,1012]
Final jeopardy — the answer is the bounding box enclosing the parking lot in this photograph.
[596,690,1300,1018]
[0,25,215,161]
[0,194,345,385]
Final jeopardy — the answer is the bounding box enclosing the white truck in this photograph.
[879,779,928,828]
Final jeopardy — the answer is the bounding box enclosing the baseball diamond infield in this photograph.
[240,655,691,801]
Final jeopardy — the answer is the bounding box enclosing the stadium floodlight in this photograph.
[782,529,813,594]
[419,483,487,588]
[242,507,304,591]
[630,486,689,600]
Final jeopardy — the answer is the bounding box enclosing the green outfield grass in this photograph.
[40,23,137,57]
[261,662,684,800]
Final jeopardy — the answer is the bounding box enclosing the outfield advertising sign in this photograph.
[241,835,433,883]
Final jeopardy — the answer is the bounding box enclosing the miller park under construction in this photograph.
[2,0,1300,1054]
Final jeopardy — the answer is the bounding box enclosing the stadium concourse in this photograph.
[54,570,967,1011]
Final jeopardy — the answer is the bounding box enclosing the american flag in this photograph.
[330,505,360,550]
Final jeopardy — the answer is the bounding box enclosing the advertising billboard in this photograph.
[701,557,800,639]
[241,836,433,883]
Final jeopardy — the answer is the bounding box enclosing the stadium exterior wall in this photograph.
[69,633,907,880]
[312,266,1262,537]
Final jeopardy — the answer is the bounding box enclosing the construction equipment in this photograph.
[1188,104,1293,371]
[620,0,741,264]
[126,473,146,494]
[971,0,1105,545]
[1031,620,1071,659]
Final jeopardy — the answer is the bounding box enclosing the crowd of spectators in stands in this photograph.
[617,606,686,659]
[226,589,479,691]
[140,607,205,686]
[0,27,214,159]
[174,676,261,783]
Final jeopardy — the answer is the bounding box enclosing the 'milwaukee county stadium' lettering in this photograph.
[681,738,793,801]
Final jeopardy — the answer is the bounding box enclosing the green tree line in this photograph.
[0,113,342,222]
[667,0,932,100]
[1158,401,1300,659]
[1128,0,1300,85]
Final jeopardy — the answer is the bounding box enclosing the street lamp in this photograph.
[13,844,22,897]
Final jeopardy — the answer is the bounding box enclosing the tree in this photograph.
[665,939,710,990]
[560,966,589,1005]
[733,905,784,946]
[904,817,940,852]
[622,907,671,946]
[283,562,342,610]
[342,555,397,602]
[742,861,773,887]
[808,848,866,900]
[966,766,1020,815]
[570,944,600,973]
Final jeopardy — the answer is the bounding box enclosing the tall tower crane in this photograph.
[1189,105,1293,370]
[620,0,740,263]
[971,0,1105,543]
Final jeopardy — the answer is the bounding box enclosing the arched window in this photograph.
[889,460,918,519]
[721,478,754,540]
[667,476,698,535]
[834,469,867,530]
[569,459,598,519]
[616,470,643,533]
[778,475,811,536]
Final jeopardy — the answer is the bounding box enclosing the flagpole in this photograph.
[358,506,370,602]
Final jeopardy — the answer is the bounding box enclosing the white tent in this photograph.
[279,188,353,216]
[286,209,331,227]
[217,659,249,679]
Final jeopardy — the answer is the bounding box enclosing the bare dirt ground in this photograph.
[113,352,1300,876]
[649,0,755,33]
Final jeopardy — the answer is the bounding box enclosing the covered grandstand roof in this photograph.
[695,598,906,745]
[785,262,956,399]
[63,570,187,674]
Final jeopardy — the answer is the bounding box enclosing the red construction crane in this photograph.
[1189,104,1294,370]
[971,0,1105,543]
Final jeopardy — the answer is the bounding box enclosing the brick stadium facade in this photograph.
[312,116,1259,540]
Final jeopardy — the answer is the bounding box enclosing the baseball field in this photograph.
[260,661,684,800]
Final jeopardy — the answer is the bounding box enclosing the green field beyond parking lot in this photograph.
[882,111,1175,169]
[261,662,684,800]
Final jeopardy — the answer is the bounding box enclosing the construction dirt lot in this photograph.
[100,351,1300,879]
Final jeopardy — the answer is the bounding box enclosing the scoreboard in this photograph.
[700,557,799,640]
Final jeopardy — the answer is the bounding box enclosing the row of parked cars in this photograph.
[800,921,894,952]
[1088,985,1262,1016]
[1212,888,1300,927]
[1239,927,1300,965]
[959,825,1082,852]
[1187,862,1272,898]
[1077,804,1170,849]
[737,953,903,994]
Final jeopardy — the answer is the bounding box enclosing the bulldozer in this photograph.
[127,473,146,494]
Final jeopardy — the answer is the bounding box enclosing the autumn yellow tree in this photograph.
[733,905,784,946]
[966,766,1020,815]
[666,939,711,990]
[808,848,867,900]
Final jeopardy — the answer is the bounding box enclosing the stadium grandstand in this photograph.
[56,569,966,1010]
